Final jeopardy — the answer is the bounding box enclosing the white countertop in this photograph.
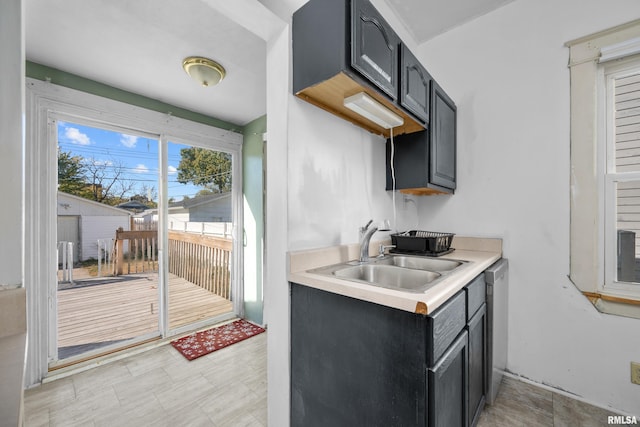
[288,236,502,314]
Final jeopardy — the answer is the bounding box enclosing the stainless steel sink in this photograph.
[379,256,462,272]
[307,254,467,293]
[333,264,440,292]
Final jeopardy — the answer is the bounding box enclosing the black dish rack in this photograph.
[390,230,455,256]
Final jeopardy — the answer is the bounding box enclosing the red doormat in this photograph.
[171,319,265,361]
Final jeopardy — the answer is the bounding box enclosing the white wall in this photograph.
[265,23,291,427]
[57,193,131,260]
[0,0,25,425]
[81,215,130,260]
[288,99,405,249]
[0,0,23,288]
[413,0,640,415]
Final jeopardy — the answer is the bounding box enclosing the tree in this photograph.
[195,188,215,198]
[128,184,158,208]
[57,149,87,196]
[58,149,151,206]
[176,147,231,193]
[82,156,137,205]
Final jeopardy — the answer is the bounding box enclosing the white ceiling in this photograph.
[25,0,268,126]
[385,0,515,43]
[25,0,514,127]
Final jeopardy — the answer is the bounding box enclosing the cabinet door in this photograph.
[291,283,428,427]
[428,330,468,427]
[400,45,431,124]
[468,304,487,427]
[351,0,399,100]
[430,80,457,190]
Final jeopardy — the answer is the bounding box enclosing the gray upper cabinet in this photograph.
[293,0,457,195]
[351,0,399,100]
[430,80,457,190]
[400,44,431,125]
[292,0,424,138]
[385,79,457,195]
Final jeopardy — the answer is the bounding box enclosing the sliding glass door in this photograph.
[165,141,235,332]
[54,120,161,362]
[49,118,237,366]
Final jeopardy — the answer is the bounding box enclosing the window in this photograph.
[567,19,640,317]
[603,59,640,297]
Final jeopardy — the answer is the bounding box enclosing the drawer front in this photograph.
[428,291,466,366]
[466,274,486,322]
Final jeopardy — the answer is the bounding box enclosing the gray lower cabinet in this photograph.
[291,275,487,426]
[429,331,468,427]
[290,283,427,427]
[468,304,487,427]
[466,274,488,427]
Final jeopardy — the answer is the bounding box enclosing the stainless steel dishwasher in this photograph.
[485,258,509,405]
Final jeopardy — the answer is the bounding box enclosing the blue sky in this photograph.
[57,121,206,202]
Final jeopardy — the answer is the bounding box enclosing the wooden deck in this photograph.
[57,273,233,352]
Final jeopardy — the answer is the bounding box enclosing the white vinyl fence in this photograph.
[57,241,74,283]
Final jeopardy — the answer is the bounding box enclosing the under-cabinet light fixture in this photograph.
[343,92,404,129]
[182,56,226,87]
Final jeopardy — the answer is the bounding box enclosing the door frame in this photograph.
[25,78,244,385]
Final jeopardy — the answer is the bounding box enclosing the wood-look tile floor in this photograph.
[26,334,621,426]
[478,375,622,427]
[24,332,266,427]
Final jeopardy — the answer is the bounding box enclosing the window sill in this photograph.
[583,291,640,319]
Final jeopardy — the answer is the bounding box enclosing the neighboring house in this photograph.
[175,192,232,222]
[57,191,131,262]
[134,193,232,236]
[116,200,152,214]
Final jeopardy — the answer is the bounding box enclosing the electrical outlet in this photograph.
[631,362,640,385]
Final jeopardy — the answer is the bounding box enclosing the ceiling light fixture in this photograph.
[182,56,226,87]
[344,92,404,129]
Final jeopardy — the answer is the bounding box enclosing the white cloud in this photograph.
[134,164,149,174]
[64,127,91,145]
[120,134,138,148]
[168,165,177,175]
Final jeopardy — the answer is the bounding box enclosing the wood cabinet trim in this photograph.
[296,72,424,138]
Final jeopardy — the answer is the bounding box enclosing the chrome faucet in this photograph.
[359,219,390,262]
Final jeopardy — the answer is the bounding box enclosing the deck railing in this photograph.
[114,228,158,275]
[113,228,232,300]
[96,238,115,277]
[168,230,232,299]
